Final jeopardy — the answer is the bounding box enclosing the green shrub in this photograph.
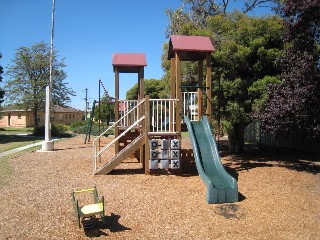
[33,124,71,137]
[70,121,87,134]
[70,120,114,136]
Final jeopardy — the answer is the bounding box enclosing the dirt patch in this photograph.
[0,135,319,239]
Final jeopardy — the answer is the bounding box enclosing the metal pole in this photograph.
[42,0,55,151]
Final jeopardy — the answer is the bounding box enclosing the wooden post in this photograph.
[170,57,176,99]
[205,53,212,124]
[114,68,119,154]
[175,52,181,137]
[198,60,203,120]
[170,57,176,132]
[144,95,150,174]
[139,67,144,163]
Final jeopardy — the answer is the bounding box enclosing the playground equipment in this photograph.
[71,186,105,228]
[184,116,238,203]
[85,79,115,144]
[91,35,238,203]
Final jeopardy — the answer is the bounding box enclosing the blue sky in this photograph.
[0,0,273,111]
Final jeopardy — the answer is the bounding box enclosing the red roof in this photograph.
[112,53,147,73]
[168,35,215,61]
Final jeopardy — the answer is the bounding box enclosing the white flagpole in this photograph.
[42,0,55,151]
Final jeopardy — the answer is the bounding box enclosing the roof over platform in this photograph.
[112,53,147,73]
[167,35,215,61]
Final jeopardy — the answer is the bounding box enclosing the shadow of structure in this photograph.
[220,141,320,175]
[84,213,131,237]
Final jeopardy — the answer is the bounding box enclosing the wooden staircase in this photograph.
[94,133,145,175]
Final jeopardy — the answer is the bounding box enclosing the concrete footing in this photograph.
[41,140,54,151]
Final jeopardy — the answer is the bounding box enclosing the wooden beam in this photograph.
[114,68,119,154]
[139,67,144,163]
[175,52,181,138]
[170,57,176,99]
[144,95,150,174]
[205,53,212,124]
[170,57,176,132]
[198,60,203,120]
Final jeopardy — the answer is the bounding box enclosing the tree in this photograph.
[162,1,284,152]
[126,79,167,100]
[209,13,283,152]
[256,0,320,137]
[94,92,115,125]
[0,52,5,106]
[5,42,75,128]
[165,0,279,36]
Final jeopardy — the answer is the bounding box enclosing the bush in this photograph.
[70,120,114,136]
[33,124,71,137]
[70,121,87,134]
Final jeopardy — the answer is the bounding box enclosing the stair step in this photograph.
[94,134,145,175]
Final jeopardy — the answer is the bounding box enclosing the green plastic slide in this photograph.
[184,116,238,204]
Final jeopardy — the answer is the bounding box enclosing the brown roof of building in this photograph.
[112,53,147,73]
[51,105,83,113]
[1,105,83,113]
[167,35,215,61]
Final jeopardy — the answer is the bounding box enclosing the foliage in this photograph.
[0,52,4,106]
[210,13,283,152]
[256,0,320,137]
[126,79,168,100]
[70,120,114,136]
[4,42,76,128]
[162,1,284,152]
[164,0,280,37]
[93,92,115,124]
[33,123,71,137]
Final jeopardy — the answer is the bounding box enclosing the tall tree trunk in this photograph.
[228,122,245,153]
[33,109,38,129]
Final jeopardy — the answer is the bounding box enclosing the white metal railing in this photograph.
[183,92,198,121]
[93,99,145,171]
[118,100,139,127]
[149,99,177,134]
[93,116,145,172]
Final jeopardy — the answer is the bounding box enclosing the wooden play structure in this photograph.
[92,35,215,175]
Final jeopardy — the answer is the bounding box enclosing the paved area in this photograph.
[0,141,44,158]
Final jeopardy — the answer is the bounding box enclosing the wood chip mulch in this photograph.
[0,135,319,240]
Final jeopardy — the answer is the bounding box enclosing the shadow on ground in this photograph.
[84,213,131,237]
[219,140,320,175]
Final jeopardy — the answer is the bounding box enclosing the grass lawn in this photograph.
[0,127,33,135]
[0,135,43,152]
[0,127,42,153]
[0,156,14,187]
[0,144,43,188]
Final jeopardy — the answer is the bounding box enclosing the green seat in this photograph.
[71,186,105,228]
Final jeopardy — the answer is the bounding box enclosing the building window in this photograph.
[59,114,63,120]
[18,114,22,119]
[73,114,75,119]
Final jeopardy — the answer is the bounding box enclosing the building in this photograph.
[0,105,84,128]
